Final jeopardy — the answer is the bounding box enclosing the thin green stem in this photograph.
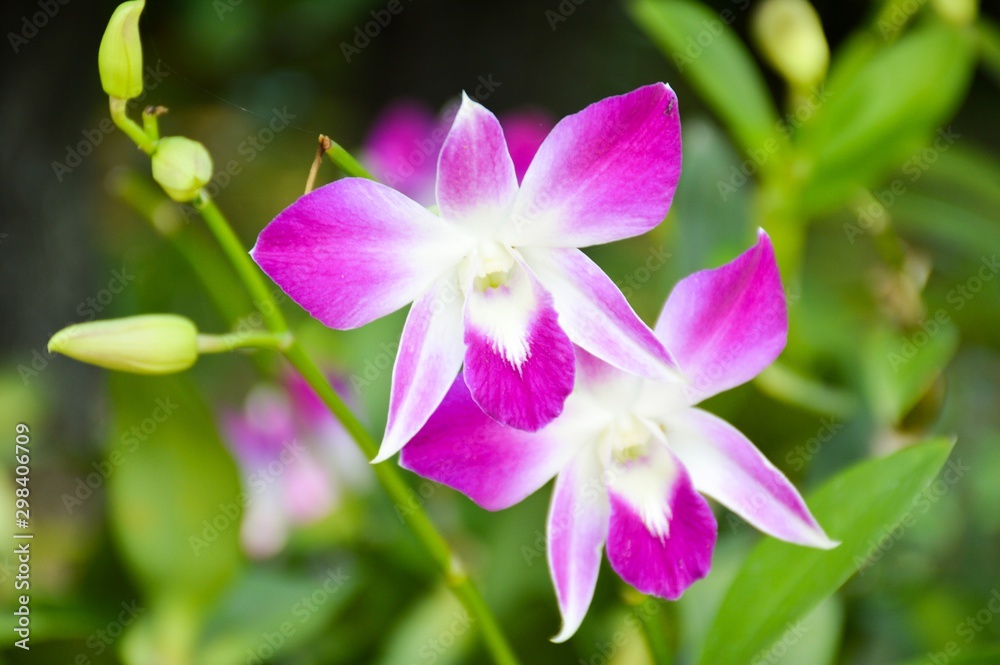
[196,331,291,354]
[110,97,156,154]
[324,139,377,180]
[282,341,521,665]
[192,196,289,334]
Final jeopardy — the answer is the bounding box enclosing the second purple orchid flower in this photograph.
[252,84,682,461]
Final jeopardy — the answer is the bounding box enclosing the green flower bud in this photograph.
[932,0,977,26]
[151,137,213,202]
[752,0,830,87]
[99,0,145,100]
[48,315,198,375]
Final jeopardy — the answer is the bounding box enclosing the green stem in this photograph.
[189,193,520,665]
[192,196,289,335]
[282,341,521,665]
[196,331,291,354]
[110,97,156,154]
[324,140,377,180]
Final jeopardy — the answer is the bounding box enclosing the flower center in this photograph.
[462,240,517,292]
[605,414,655,466]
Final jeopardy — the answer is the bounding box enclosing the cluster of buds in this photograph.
[100,0,212,202]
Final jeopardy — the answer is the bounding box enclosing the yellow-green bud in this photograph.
[99,0,145,101]
[48,315,198,375]
[932,0,977,26]
[752,0,830,87]
[151,137,213,202]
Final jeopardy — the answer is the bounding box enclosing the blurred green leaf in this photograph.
[376,585,475,665]
[630,0,780,154]
[698,439,954,665]
[977,17,1000,86]
[107,374,243,608]
[798,21,976,215]
[896,646,1000,665]
[863,322,959,426]
[195,566,356,665]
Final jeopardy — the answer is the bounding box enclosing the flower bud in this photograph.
[48,315,198,375]
[752,0,830,87]
[932,0,977,26]
[99,0,145,100]
[151,137,213,202]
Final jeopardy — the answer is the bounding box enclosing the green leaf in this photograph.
[863,322,959,426]
[698,439,955,665]
[895,646,1000,665]
[107,374,243,608]
[195,566,357,665]
[376,586,475,665]
[797,21,976,215]
[629,0,780,154]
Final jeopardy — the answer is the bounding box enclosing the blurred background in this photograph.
[1,0,999,663]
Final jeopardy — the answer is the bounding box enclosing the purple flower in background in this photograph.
[361,100,554,205]
[252,84,683,462]
[221,371,369,558]
[401,232,837,640]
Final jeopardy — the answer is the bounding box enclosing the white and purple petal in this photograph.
[605,443,716,600]
[400,375,577,511]
[499,110,554,184]
[463,262,575,431]
[508,83,682,248]
[251,178,469,330]
[548,448,610,643]
[376,274,467,462]
[655,230,786,402]
[665,408,837,549]
[522,247,677,382]
[436,94,519,235]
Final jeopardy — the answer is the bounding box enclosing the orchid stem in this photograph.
[192,195,289,335]
[196,331,291,354]
[283,340,521,665]
[110,97,157,154]
[323,138,377,180]
[190,193,521,665]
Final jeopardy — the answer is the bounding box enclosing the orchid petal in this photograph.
[436,93,519,234]
[463,262,575,431]
[549,448,610,643]
[509,83,681,248]
[400,375,579,511]
[606,443,716,599]
[666,408,837,549]
[375,274,466,462]
[522,247,677,381]
[251,178,468,330]
[655,230,786,402]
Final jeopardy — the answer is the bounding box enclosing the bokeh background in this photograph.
[1,0,999,663]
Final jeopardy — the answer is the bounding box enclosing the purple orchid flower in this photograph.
[220,372,369,558]
[400,232,838,640]
[362,100,554,205]
[252,84,683,462]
